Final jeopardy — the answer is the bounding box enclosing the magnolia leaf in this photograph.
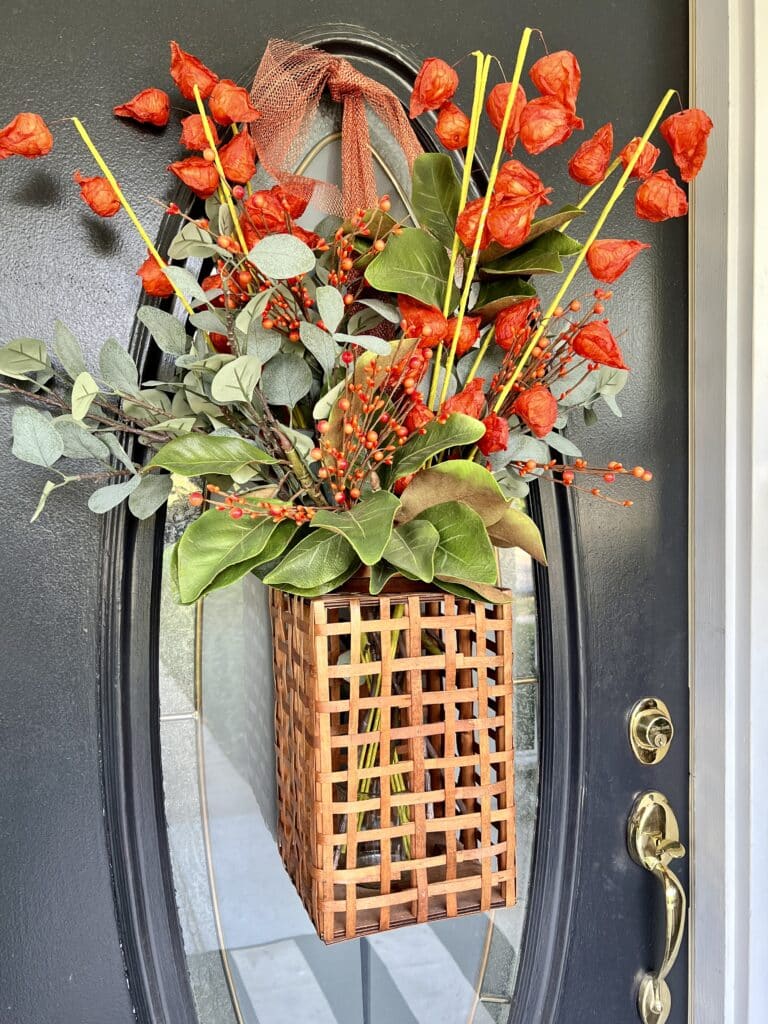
[137,306,189,356]
[471,279,538,322]
[148,434,275,476]
[315,285,345,334]
[299,322,338,376]
[333,332,391,356]
[87,474,142,513]
[192,519,297,601]
[415,500,498,585]
[71,371,100,421]
[30,479,69,523]
[436,577,513,604]
[311,490,401,565]
[480,230,583,277]
[398,460,509,526]
[101,433,136,472]
[369,561,405,595]
[478,205,585,264]
[365,227,450,307]
[53,321,87,379]
[210,355,262,404]
[383,519,439,582]
[389,413,486,478]
[99,337,139,395]
[249,233,316,279]
[359,298,400,323]
[161,266,209,306]
[487,506,547,564]
[11,407,64,467]
[167,221,229,260]
[411,152,461,249]
[53,418,110,461]
[123,473,172,520]
[0,338,49,380]
[260,351,312,407]
[271,562,360,598]
[264,530,358,593]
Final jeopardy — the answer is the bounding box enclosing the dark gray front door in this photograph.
[0,3,689,1022]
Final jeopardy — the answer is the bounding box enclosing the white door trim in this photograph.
[691,0,767,1019]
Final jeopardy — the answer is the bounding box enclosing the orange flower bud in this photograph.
[586,239,650,283]
[494,159,552,204]
[441,378,486,420]
[511,386,558,438]
[495,298,540,351]
[113,88,170,127]
[180,113,218,150]
[477,411,509,455]
[568,122,614,186]
[218,131,257,184]
[0,112,53,160]
[410,57,458,118]
[455,197,491,250]
[398,295,448,345]
[73,171,121,218]
[619,137,660,179]
[169,41,219,101]
[168,156,220,198]
[572,321,628,370]
[208,80,261,127]
[443,315,481,357]
[485,83,527,153]
[520,97,584,155]
[635,169,688,222]
[136,253,174,297]
[660,108,713,182]
[435,102,470,150]
[486,194,540,250]
[529,50,581,112]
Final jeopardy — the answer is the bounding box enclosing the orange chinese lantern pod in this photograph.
[519,97,584,155]
[218,131,257,184]
[441,378,486,419]
[0,112,53,159]
[572,321,629,370]
[586,239,650,283]
[404,400,435,433]
[485,82,527,153]
[568,122,614,186]
[495,159,552,204]
[397,295,448,345]
[660,108,714,182]
[180,113,218,150]
[477,411,510,455]
[113,88,171,127]
[529,50,582,112]
[73,171,121,218]
[409,57,458,118]
[443,315,482,357]
[455,197,492,250]
[511,386,558,438]
[495,298,540,351]
[435,102,470,149]
[619,136,660,179]
[208,80,261,127]
[486,193,541,249]
[635,169,688,222]
[136,252,174,297]
[167,156,220,198]
[169,41,219,100]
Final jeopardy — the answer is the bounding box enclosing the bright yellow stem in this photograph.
[492,88,677,415]
[464,325,495,385]
[437,28,534,410]
[71,117,195,316]
[192,85,250,256]
[427,51,492,410]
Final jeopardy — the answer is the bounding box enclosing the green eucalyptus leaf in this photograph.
[315,286,345,334]
[210,355,262,404]
[246,324,281,364]
[389,413,486,478]
[260,351,313,407]
[0,338,49,380]
[313,379,344,421]
[411,152,461,249]
[188,310,228,335]
[53,418,110,461]
[101,433,136,472]
[87,474,142,513]
[383,519,439,582]
[137,306,189,356]
[53,321,87,379]
[249,234,315,279]
[264,530,358,594]
[234,289,273,336]
[71,371,100,421]
[11,407,64,467]
[415,500,498,585]
[365,227,450,307]
[148,434,275,476]
[30,478,69,523]
[161,266,209,306]
[299,322,338,376]
[311,490,401,565]
[167,221,229,260]
[359,298,400,323]
[541,431,582,457]
[128,473,173,520]
[99,338,139,395]
[333,332,391,356]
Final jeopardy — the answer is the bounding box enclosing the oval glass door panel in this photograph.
[159,90,541,1024]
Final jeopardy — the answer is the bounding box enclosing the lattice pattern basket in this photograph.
[270,585,517,942]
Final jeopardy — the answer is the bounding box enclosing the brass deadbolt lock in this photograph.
[629,697,674,765]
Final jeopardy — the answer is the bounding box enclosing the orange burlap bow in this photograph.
[249,38,423,216]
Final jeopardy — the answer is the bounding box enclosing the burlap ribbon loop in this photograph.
[249,39,423,217]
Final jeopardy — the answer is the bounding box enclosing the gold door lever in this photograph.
[627,792,687,1024]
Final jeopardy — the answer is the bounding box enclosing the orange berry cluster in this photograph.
[188,487,321,522]
[261,278,314,342]
[511,457,654,507]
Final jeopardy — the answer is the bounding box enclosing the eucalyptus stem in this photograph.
[492,88,677,415]
[437,28,535,410]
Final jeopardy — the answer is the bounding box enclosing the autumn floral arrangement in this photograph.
[0,31,712,605]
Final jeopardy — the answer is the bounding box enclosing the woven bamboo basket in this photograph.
[269,584,516,943]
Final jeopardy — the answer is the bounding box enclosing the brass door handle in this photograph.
[627,792,687,1024]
